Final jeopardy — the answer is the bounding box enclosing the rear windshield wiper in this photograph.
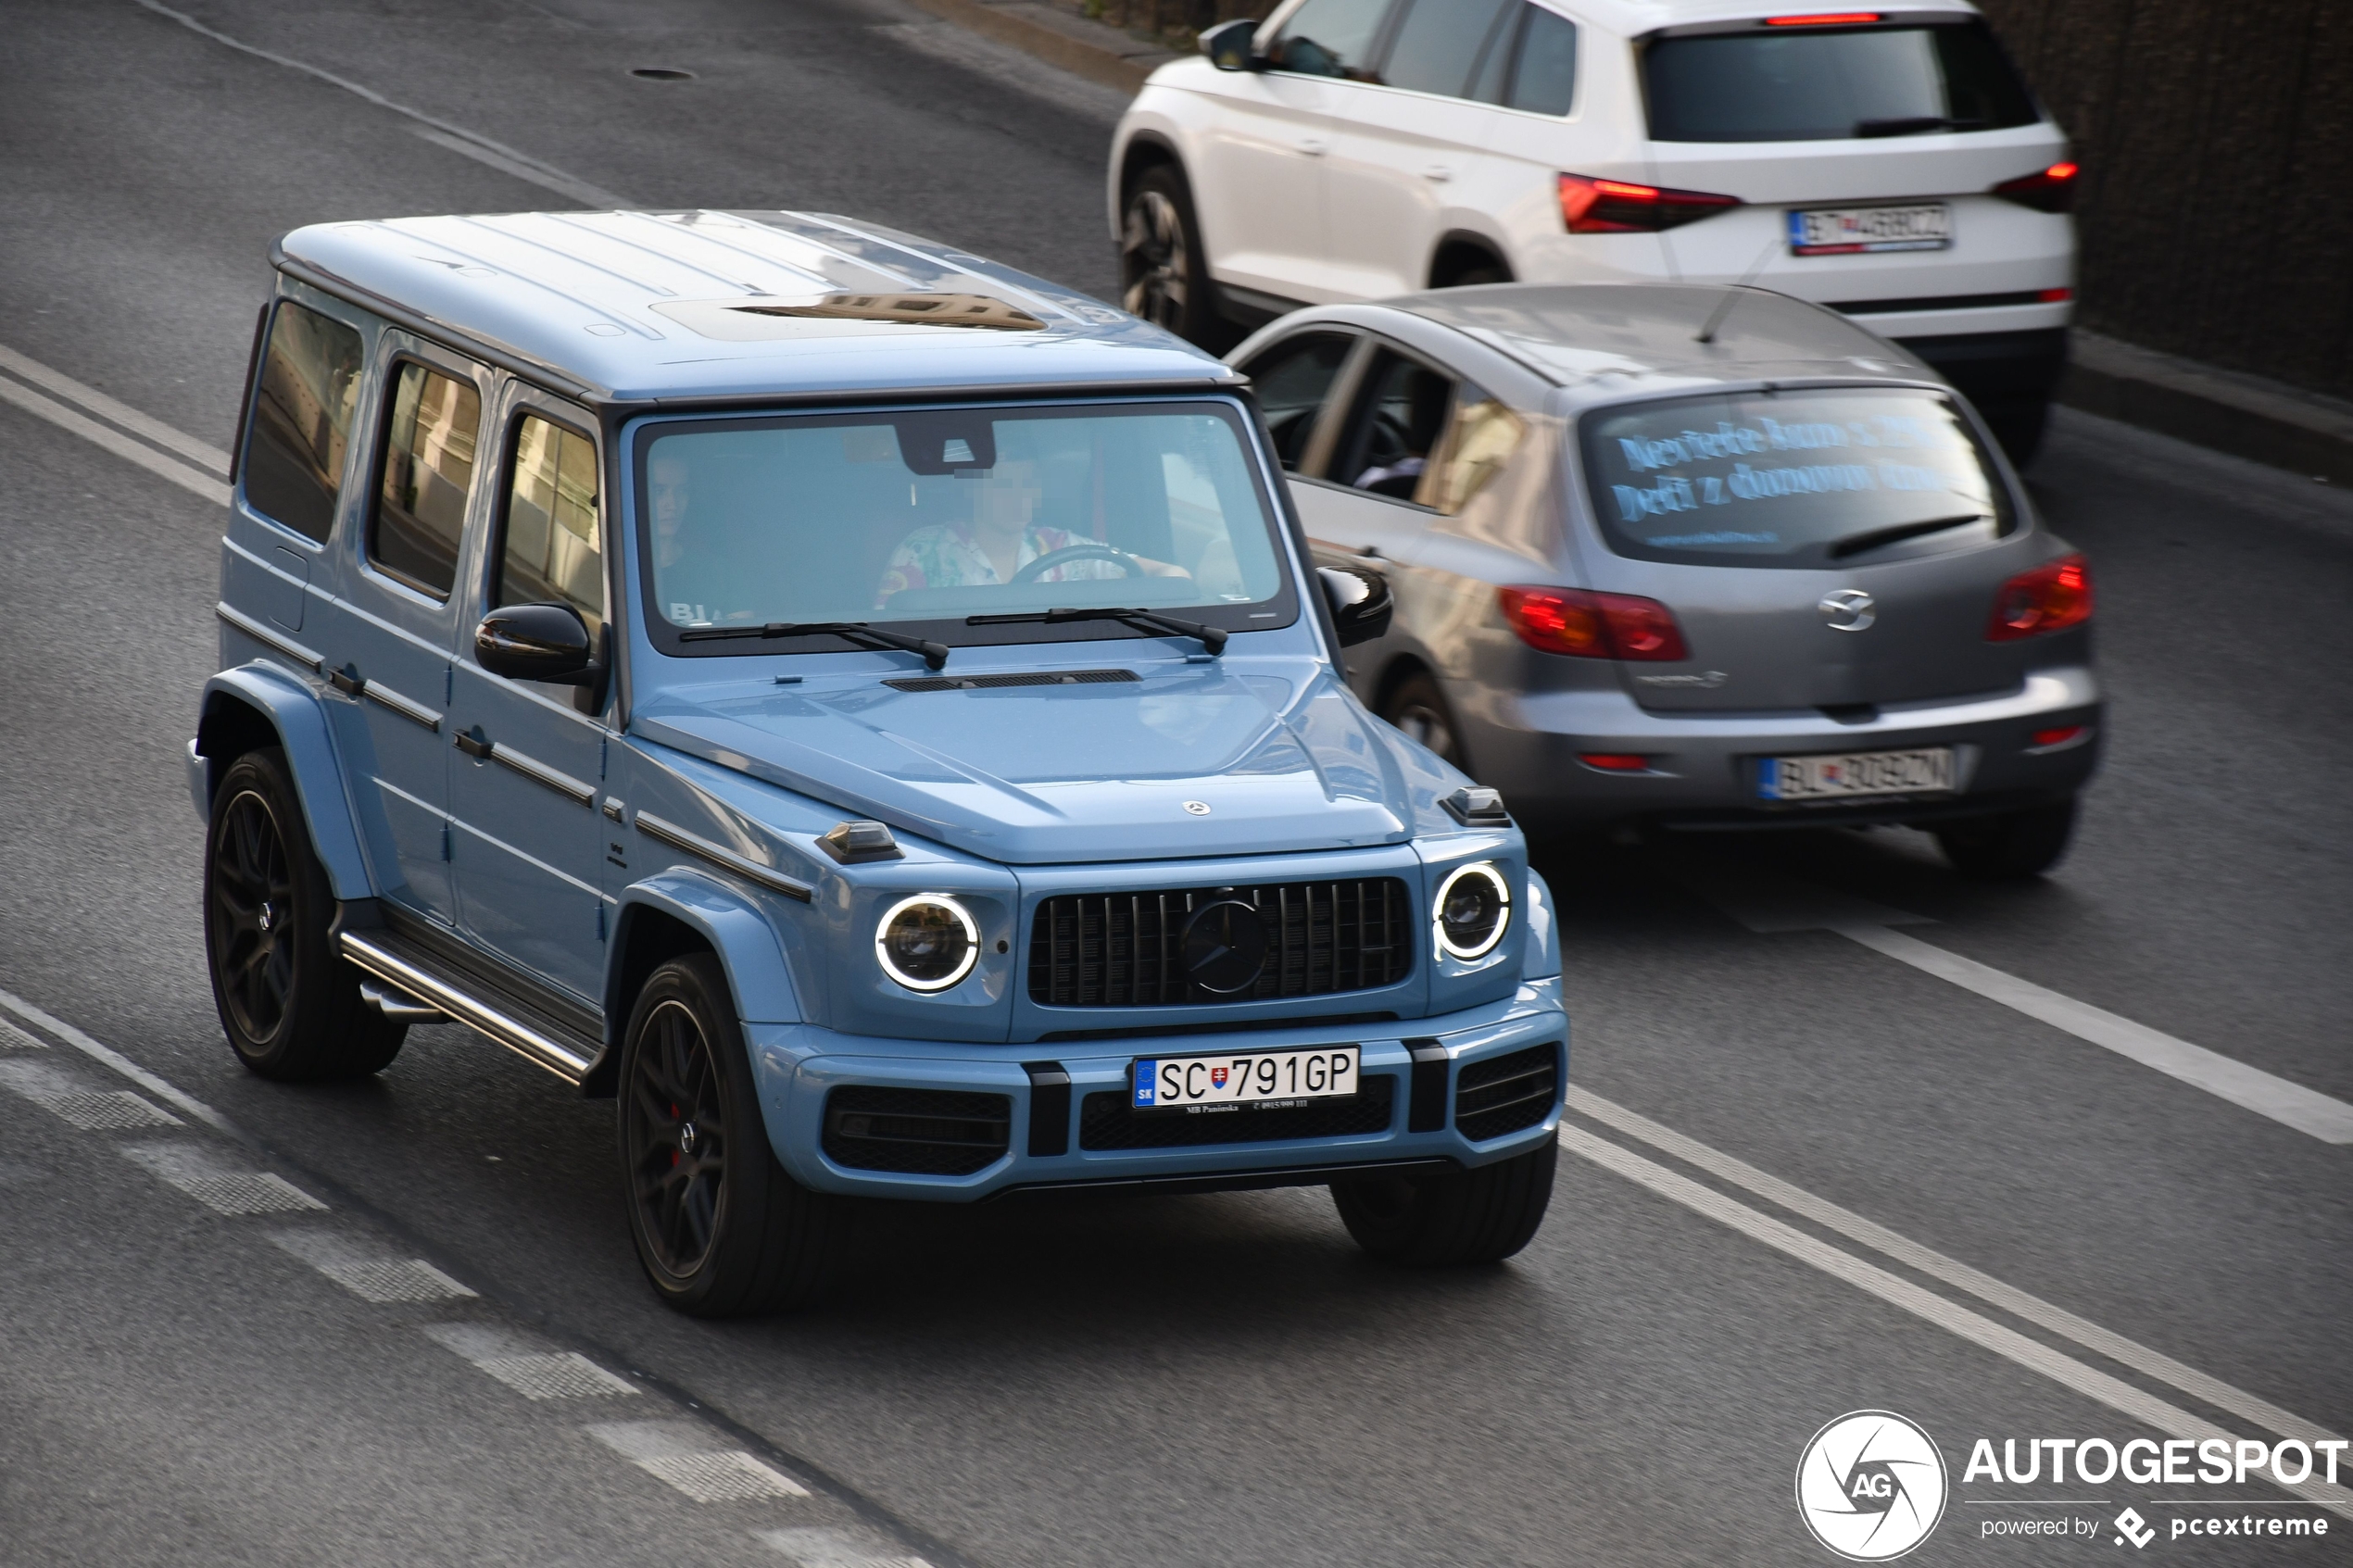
[1828,514,1990,559]
[677,620,950,669]
[1855,115,1985,137]
[968,606,1228,655]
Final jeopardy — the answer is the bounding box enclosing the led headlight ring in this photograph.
[1432,861,1512,960]
[874,894,981,992]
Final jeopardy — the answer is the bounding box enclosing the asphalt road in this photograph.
[2,3,2348,1565]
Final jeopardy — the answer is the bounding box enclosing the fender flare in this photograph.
[610,872,803,1029]
[1523,867,1561,981]
[197,665,374,900]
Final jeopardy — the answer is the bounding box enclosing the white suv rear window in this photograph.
[1642,20,2037,143]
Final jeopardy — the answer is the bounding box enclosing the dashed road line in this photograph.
[0,1059,182,1129]
[590,1421,813,1502]
[0,1016,48,1049]
[0,983,236,1133]
[422,1323,638,1401]
[1688,868,2353,1143]
[1556,1112,2353,1519]
[759,1525,933,1567]
[0,369,231,505]
[271,1230,478,1303]
[120,1141,326,1215]
[0,341,231,473]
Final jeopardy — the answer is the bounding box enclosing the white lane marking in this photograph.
[270,1230,477,1302]
[1558,1123,2353,1519]
[0,373,231,505]
[1565,1086,2347,1450]
[120,1142,326,1215]
[758,1524,932,1567]
[1690,872,2353,1144]
[422,1323,637,1400]
[1838,923,2353,1144]
[0,984,238,1135]
[588,1421,811,1502]
[0,1018,47,1049]
[0,342,231,473]
[129,0,630,208]
[0,1060,182,1129]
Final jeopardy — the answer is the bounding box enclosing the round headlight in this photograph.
[1433,862,1511,960]
[875,895,980,991]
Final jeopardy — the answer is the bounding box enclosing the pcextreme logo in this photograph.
[1797,1411,1950,1561]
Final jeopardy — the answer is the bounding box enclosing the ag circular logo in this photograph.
[1795,1411,1947,1561]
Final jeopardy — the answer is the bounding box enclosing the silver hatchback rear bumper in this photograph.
[1471,667,2102,832]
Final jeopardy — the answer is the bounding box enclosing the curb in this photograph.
[2057,332,2351,484]
[904,3,2350,486]
[903,0,1177,94]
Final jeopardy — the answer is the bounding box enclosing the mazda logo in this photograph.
[1180,899,1266,995]
[1819,588,1876,632]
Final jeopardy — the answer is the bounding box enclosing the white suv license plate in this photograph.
[1130,1046,1360,1115]
[1788,204,1952,255]
[1759,747,1956,800]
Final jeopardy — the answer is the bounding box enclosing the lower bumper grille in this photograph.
[823,1086,1011,1175]
[1453,1045,1559,1142]
[1078,1074,1398,1151]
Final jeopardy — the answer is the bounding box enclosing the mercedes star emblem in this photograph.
[1182,800,1212,815]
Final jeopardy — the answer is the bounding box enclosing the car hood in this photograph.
[631,662,1441,864]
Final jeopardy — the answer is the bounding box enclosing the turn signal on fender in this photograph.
[1986,553,2092,641]
[1499,586,1690,660]
[1558,172,1741,233]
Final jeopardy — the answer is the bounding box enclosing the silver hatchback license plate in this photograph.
[1759,747,1956,800]
[1788,204,1952,255]
[1130,1046,1360,1114]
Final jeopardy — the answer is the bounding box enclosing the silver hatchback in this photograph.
[1231,284,2101,877]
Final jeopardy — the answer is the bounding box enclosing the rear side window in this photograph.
[1580,388,2013,569]
[1504,6,1578,114]
[1643,21,2038,143]
[243,301,363,543]
[1266,0,1394,79]
[369,362,481,598]
[1241,332,1355,470]
[497,414,605,639]
[1381,0,1514,97]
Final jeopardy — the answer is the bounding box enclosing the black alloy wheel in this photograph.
[203,746,405,1081]
[617,954,841,1315]
[1120,165,1225,349]
[1331,1137,1556,1265]
[1381,671,1468,771]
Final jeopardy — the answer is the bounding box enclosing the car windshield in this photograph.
[1643,21,2038,143]
[1579,386,2014,569]
[635,402,1291,653]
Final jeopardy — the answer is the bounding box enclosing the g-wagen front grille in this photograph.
[1028,878,1413,1008]
[822,1086,1011,1175]
[1453,1045,1560,1143]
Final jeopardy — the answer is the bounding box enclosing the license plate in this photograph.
[1758,747,1955,800]
[1130,1046,1360,1114]
[1787,204,1952,255]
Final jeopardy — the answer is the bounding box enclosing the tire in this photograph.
[1120,164,1227,349]
[618,954,841,1316]
[1932,796,2078,880]
[1380,671,1468,771]
[204,746,406,1081]
[1331,1139,1556,1266]
[1441,263,1510,288]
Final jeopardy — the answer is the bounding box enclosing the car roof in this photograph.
[1520,0,1981,39]
[273,209,1238,408]
[1338,284,1943,407]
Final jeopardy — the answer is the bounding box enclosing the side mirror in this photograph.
[1318,564,1393,647]
[1200,18,1265,71]
[476,602,599,685]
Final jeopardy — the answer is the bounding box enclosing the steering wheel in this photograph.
[1009,543,1141,583]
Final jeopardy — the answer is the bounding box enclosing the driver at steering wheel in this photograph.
[874,456,1186,607]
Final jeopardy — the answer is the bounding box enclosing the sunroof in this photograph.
[734,292,1045,331]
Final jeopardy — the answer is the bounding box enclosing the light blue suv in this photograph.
[193,208,1567,1314]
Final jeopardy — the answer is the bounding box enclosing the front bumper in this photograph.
[748,980,1568,1200]
[1470,669,2102,831]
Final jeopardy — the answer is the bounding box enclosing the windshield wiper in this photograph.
[1828,514,1989,559]
[677,621,950,669]
[968,606,1228,655]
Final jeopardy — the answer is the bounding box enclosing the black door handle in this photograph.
[454,726,494,759]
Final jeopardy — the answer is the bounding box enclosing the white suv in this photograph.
[1109,0,2077,458]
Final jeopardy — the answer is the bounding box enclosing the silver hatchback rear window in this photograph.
[1579,386,2014,569]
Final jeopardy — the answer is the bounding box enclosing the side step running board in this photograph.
[341,930,597,1085]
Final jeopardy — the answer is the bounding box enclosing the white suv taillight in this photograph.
[1558,173,1741,234]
